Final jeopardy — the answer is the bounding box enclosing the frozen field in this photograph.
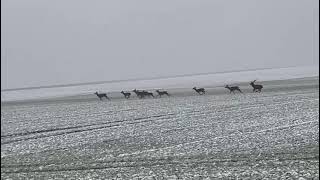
[1,78,319,179]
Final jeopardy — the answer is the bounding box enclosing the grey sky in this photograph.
[1,0,319,89]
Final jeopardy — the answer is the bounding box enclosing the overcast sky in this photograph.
[1,0,319,89]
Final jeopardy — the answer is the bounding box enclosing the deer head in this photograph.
[250,80,257,85]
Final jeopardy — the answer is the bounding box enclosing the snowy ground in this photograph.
[1,78,319,179]
[2,66,318,102]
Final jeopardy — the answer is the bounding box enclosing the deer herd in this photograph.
[94,80,264,100]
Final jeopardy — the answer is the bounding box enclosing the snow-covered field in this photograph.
[1,66,318,102]
[1,77,319,179]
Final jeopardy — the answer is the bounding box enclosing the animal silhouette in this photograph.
[94,92,110,100]
[121,91,131,99]
[225,85,242,93]
[132,89,144,99]
[133,89,144,98]
[250,80,263,92]
[156,90,170,97]
[133,89,154,98]
[142,90,154,98]
[193,87,205,95]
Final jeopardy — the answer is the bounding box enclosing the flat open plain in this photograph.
[1,77,319,179]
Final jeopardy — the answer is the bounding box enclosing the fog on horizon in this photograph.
[1,0,319,89]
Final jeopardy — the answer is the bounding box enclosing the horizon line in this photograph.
[0,65,313,92]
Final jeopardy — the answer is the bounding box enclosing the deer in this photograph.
[133,89,144,98]
[193,87,205,95]
[250,80,263,92]
[94,92,110,100]
[156,90,170,98]
[225,85,242,94]
[121,91,131,99]
[133,89,154,98]
[142,90,154,98]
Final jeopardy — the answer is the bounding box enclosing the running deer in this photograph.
[133,89,144,98]
[250,80,263,92]
[193,87,205,95]
[121,91,131,99]
[225,85,242,94]
[156,90,170,98]
[142,90,154,98]
[133,89,154,98]
[94,92,110,100]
